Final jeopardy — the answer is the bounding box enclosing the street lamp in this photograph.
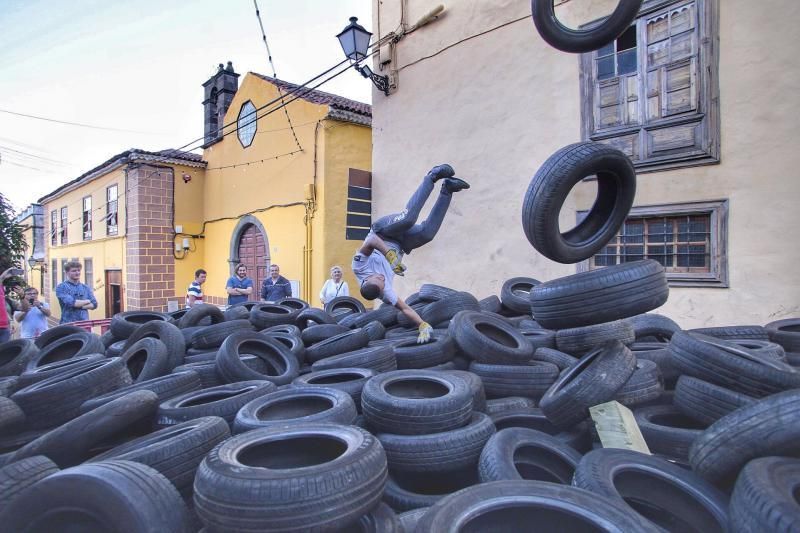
[336,17,390,96]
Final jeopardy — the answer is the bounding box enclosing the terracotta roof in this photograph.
[252,73,371,118]
[38,148,206,204]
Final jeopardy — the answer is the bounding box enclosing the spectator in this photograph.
[320,265,349,306]
[226,263,253,306]
[14,287,51,339]
[261,264,292,302]
[56,261,97,324]
[0,267,17,343]
[186,269,207,307]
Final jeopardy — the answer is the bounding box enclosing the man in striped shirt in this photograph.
[186,269,206,307]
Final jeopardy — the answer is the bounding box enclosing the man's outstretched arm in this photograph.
[359,233,405,275]
[394,298,433,343]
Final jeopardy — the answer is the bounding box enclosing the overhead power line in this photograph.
[0,108,155,134]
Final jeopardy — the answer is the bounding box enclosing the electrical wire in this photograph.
[0,108,156,134]
[253,0,303,152]
[205,149,302,171]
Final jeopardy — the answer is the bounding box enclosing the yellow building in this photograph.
[31,62,372,321]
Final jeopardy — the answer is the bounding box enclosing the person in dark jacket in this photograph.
[260,264,292,302]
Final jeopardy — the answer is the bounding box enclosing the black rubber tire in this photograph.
[390,334,456,369]
[157,380,275,428]
[485,396,538,416]
[17,353,106,387]
[420,292,481,326]
[0,455,59,512]
[0,396,25,434]
[24,331,105,372]
[324,295,366,316]
[573,448,729,532]
[349,305,399,329]
[630,313,681,342]
[0,376,17,397]
[489,407,591,453]
[519,327,557,352]
[673,375,756,425]
[470,361,559,400]
[223,304,251,322]
[180,325,203,348]
[531,260,669,330]
[277,297,309,313]
[397,507,428,532]
[689,389,800,488]
[446,370,488,413]
[311,345,397,374]
[6,390,159,468]
[11,357,132,429]
[729,456,800,533]
[531,347,577,370]
[172,361,222,389]
[669,331,800,397]
[292,367,377,412]
[183,351,217,363]
[418,283,457,302]
[522,142,636,263]
[539,341,636,429]
[296,307,338,328]
[728,339,787,361]
[260,323,302,337]
[232,386,357,434]
[90,415,231,498]
[119,337,170,382]
[362,369,473,435]
[0,459,191,532]
[688,325,770,341]
[0,340,38,377]
[478,295,503,314]
[383,467,479,512]
[500,277,541,314]
[362,320,387,341]
[305,328,370,363]
[100,329,117,349]
[261,330,306,366]
[300,324,350,346]
[378,412,495,473]
[193,423,387,532]
[614,359,664,407]
[555,319,635,356]
[249,303,298,329]
[80,370,201,414]
[632,341,679,388]
[216,331,299,385]
[178,303,225,329]
[357,502,400,533]
[190,319,254,349]
[478,427,581,484]
[450,311,533,364]
[105,339,125,357]
[634,404,708,460]
[766,318,800,352]
[417,479,657,531]
[33,324,85,349]
[110,310,169,339]
[531,0,642,53]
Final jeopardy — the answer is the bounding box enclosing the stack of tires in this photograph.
[1,274,800,531]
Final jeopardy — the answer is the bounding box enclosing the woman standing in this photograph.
[319,266,349,305]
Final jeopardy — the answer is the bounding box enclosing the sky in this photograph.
[0,0,372,212]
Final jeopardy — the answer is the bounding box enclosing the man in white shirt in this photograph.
[14,287,51,339]
[352,164,469,343]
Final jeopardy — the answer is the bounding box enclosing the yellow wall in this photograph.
[172,162,207,301]
[43,168,127,321]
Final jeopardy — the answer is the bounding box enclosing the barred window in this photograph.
[84,258,93,287]
[60,207,68,245]
[82,196,92,241]
[50,210,57,246]
[579,200,728,287]
[106,184,118,236]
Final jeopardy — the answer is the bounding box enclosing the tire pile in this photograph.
[1,261,799,531]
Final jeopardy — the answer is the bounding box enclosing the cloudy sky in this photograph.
[0,0,372,211]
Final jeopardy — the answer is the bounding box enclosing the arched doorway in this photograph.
[229,216,269,298]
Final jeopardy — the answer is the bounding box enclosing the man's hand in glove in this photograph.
[417,322,433,344]
[384,249,406,276]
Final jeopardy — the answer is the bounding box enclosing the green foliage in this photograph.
[0,192,27,273]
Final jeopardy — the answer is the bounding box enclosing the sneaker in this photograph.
[427,164,455,182]
[443,177,470,193]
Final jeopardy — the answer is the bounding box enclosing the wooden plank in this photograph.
[589,401,651,454]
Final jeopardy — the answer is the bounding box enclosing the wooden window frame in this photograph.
[59,206,68,245]
[82,196,92,241]
[577,199,729,287]
[579,0,720,172]
[236,100,257,148]
[84,258,93,287]
[106,184,118,236]
[50,210,57,246]
[51,259,57,289]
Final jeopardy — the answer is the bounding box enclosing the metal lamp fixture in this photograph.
[336,17,390,96]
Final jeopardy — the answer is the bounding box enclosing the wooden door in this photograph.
[105,270,123,317]
[237,224,268,297]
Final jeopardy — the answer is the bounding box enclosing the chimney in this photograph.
[202,61,240,147]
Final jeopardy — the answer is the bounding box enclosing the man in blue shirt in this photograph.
[55,261,97,324]
[226,263,254,306]
[261,264,292,302]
